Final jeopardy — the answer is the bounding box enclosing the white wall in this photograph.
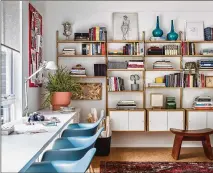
[44,1,213,147]
[22,1,46,113]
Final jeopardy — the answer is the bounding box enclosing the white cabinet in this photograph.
[168,111,184,130]
[149,111,167,131]
[207,112,213,128]
[187,111,213,130]
[110,111,128,131]
[109,110,145,131]
[129,111,145,131]
[148,110,184,131]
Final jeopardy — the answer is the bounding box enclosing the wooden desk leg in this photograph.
[202,135,213,160]
[172,135,183,160]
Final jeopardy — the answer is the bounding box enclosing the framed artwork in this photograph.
[205,76,213,88]
[72,83,102,100]
[185,21,204,41]
[29,3,43,87]
[113,12,139,40]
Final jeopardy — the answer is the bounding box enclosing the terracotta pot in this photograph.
[51,92,72,111]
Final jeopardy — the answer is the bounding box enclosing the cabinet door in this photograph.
[207,112,213,128]
[129,111,145,131]
[110,111,128,131]
[188,112,207,130]
[168,111,184,130]
[148,111,167,131]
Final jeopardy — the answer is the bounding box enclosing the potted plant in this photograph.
[43,66,81,110]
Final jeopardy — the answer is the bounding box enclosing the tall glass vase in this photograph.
[167,20,178,41]
[152,16,163,37]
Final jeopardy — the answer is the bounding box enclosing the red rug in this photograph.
[100,161,213,173]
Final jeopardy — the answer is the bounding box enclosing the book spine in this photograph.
[93,27,96,41]
[99,27,102,41]
[96,26,99,41]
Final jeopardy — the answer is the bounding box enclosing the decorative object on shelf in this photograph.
[185,61,197,71]
[155,77,164,83]
[113,13,139,40]
[166,97,176,109]
[116,100,137,110]
[62,21,72,40]
[130,74,140,91]
[29,3,43,87]
[108,61,128,69]
[167,20,178,41]
[152,16,163,37]
[74,33,89,41]
[72,83,102,100]
[43,66,81,110]
[205,76,213,88]
[202,49,213,55]
[185,21,204,41]
[94,64,107,76]
[192,96,213,110]
[70,64,86,77]
[150,93,163,109]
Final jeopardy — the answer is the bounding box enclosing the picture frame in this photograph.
[150,93,163,108]
[113,12,139,40]
[205,76,213,88]
[185,21,204,41]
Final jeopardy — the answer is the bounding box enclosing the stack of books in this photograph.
[153,60,173,69]
[149,36,166,41]
[82,43,105,55]
[108,77,125,91]
[148,83,166,87]
[184,74,205,88]
[62,48,76,55]
[198,59,213,69]
[89,26,106,41]
[116,100,137,110]
[127,60,144,69]
[123,43,142,55]
[70,64,86,77]
[193,96,213,110]
[204,27,213,41]
[202,49,213,55]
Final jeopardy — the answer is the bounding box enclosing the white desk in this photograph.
[2,110,80,173]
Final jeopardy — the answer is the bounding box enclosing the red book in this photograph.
[93,27,96,41]
[101,43,105,55]
[187,74,190,87]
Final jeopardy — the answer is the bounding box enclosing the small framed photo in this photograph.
[150,93,163,108]
[185,21,204,41]
[205,76,213,88]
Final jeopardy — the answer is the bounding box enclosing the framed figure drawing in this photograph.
[185,21,204,41]
[113,12,139,40]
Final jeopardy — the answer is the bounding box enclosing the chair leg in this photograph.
[172,135,183,160]
[90,165,95,173]
[202,135,213,160]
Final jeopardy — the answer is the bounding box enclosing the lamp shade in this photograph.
[45,61,58,70]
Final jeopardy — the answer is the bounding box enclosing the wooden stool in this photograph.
[170,128,213,160]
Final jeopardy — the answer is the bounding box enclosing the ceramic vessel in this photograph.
[167,20,178,41]
[51,92,72,111]
[152,16,163,37]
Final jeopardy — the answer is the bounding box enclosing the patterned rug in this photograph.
[100,161,213,173]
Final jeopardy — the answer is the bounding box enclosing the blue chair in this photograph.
[61,114,104,137]
[41,127,104,162]
[25,148,96,173]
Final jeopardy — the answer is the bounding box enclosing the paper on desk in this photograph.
[14,124,48,134]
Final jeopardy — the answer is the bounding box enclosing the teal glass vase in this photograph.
[167,20,178,41]
[152,16,163,37]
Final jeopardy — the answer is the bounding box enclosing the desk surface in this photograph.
[2,110,78,173]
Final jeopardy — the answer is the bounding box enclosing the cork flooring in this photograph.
[92,147,213,172]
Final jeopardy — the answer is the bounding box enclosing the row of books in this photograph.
[204,27,213,41]
[153,60,173,69]
[89,27,107,41]
[182,42,195,55]
[82,43,105,55]
[108,77,125,91]
[123,43,142,55]
[147,45,180,55]
[164,73,183,87]
[184,74,205,88]
[62,48,76,55]
[128,60,144,69]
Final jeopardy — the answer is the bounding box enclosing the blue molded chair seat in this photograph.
[26,148,96,173]
[41,127,104,162]
[61,114,104,137]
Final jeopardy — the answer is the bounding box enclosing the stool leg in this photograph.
[172,135,183,160]
[202,135,213,160]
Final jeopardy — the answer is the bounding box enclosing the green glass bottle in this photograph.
[167,20,178,41]
[152,16,163,37]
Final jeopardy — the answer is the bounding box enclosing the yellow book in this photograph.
[155,77,164,83]
[96,26,100,41]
